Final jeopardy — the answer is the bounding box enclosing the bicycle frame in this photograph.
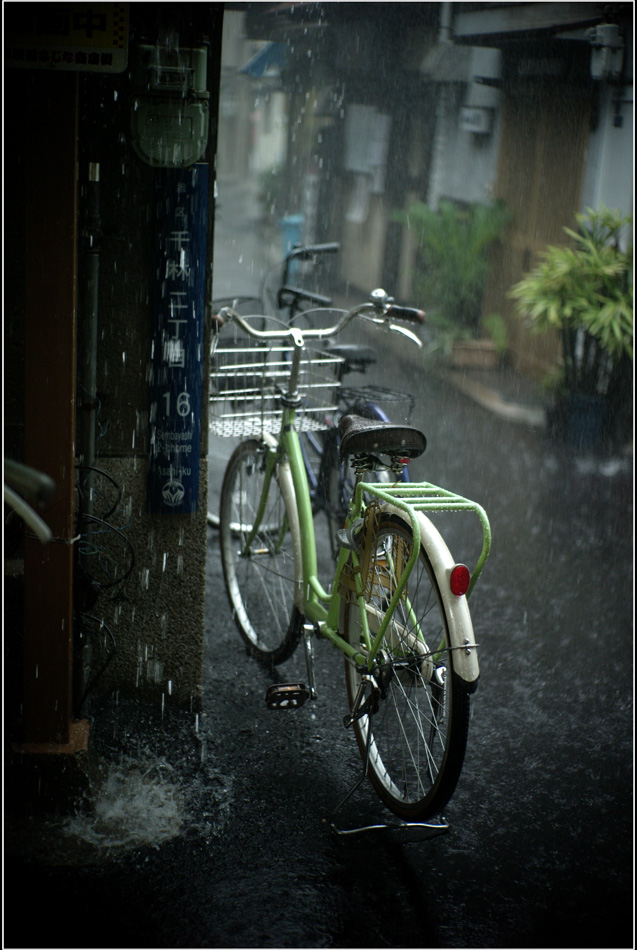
[243,368,491,682]
[221,304,490,683]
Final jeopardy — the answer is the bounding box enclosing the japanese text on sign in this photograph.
[148,166,209,514]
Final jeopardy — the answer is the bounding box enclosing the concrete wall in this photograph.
[427,80,502,211]
[580,82,634,230]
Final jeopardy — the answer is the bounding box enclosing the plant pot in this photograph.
[562,393,608,450]
[450,338,500,370]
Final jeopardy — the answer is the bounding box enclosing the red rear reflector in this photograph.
[450,564,470,596]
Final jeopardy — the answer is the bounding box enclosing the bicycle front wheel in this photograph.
[220,439,303,664]
[343,512,471,819]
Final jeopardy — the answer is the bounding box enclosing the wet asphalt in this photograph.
[5,333,633,950]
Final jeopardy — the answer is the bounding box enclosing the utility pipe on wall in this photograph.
[78,160,101,516]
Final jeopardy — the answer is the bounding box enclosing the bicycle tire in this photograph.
[220,438,303,664]
[342,511,471,819]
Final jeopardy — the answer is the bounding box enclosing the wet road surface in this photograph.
[5,340,633,949]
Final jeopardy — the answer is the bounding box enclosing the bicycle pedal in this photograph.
[265,683,309,710]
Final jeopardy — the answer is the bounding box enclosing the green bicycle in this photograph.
[213,290,491,822]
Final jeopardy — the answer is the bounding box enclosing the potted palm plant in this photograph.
[509,206,633,447]
[394,198,512,366]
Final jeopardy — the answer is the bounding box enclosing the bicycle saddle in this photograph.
[339,414,427,460]
[318,339,376,369]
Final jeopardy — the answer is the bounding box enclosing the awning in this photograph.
[240,42,287,78]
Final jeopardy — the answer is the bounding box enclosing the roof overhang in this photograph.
[452,2,619,46]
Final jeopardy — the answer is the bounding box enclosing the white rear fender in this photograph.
[385,504,480,686]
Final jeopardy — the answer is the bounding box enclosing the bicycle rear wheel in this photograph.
[343,512,472,819]
[220,439,303,664]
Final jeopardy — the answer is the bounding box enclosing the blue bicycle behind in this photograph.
[209,243,419,556]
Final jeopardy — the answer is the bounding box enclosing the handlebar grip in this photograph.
[306,242,340,255]
[386,305,426,324]
[211,312,225,330]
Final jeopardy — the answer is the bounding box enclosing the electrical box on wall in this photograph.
[588,24,624,81]
[131,44,209,168]
[460,106,494,135]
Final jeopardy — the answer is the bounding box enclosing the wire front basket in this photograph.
[210,325,343,438]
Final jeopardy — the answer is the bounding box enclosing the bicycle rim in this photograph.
[343,513,471,819]
[220,439,302,664]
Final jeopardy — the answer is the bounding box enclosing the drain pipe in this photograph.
[438,2,453,44]
[78,160,101,516]
[75,160,101,717]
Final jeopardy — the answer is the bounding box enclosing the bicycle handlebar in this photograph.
[4,459,56,503]
[281,242,340,289]
[278,284,333,309]
[215,288,424,348]
[285,242,340,262]
[4,459,56,544]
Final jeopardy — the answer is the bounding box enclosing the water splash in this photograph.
[62,763,183,852]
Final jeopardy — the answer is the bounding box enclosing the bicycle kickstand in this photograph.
[327,680,450,838]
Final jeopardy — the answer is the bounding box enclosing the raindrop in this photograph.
[194,713,199,734]
[162,552,168,572]
[177,554,184,575]
[122,351,126,366]
[167,680,173,696]
[141,568,150,590]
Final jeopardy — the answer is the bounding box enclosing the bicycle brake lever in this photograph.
[387,323,423,348]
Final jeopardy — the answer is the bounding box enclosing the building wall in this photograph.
[427,80,502,210]
[217,13,287,182]
[580,83,634,228]
[4,6,223,732]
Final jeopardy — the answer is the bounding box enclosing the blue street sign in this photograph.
[148,164,209,513]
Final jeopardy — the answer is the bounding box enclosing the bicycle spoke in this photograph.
[221,440,302,663]
[344,512,472,819]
